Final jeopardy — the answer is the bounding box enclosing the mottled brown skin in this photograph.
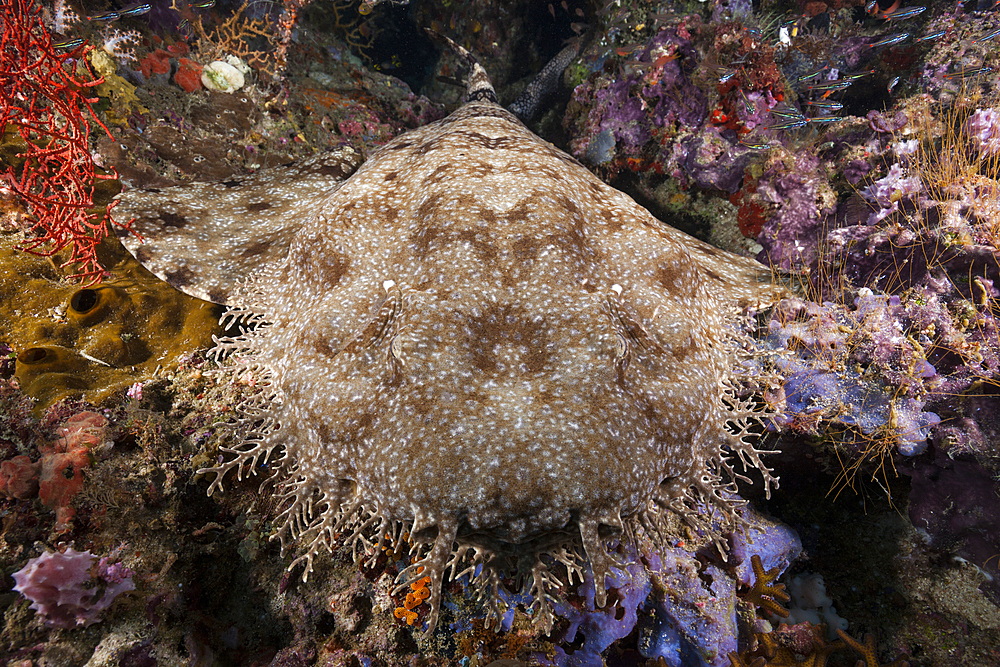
[118,51,777,637]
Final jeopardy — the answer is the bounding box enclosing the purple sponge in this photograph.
[12,547,134,628]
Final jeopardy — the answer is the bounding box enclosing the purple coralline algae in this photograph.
[965,107,1000,155]
[867,110,909,135]
[860,162,924,224]
[753,153,837,272]
[759,292,943,457]
[566,27,707,164]
[12,547,135,629]
[674,126,753,193]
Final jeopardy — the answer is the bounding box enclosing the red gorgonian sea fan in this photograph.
[1,0,134,283]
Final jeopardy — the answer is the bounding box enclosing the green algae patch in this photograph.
[0,231,222,412]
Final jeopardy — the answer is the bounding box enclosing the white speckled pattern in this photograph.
[115,61,779,637]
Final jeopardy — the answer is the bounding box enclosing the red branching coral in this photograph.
[0,0,133,283]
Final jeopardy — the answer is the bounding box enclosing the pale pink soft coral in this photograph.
[12,547,134,629]
[965,108,1000,155]
[860,163,922,223]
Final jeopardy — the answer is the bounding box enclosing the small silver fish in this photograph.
[888,75,900,92]
[884,6,926,20]
[121,3,152,17]
[771,105,806,120]
[87,10,120,21]
[53,37,85,49]
[869,32,909,48]
[807,79,853,92]
[797,65,828,82]
[739,138,772,150]
[915,30,945,42]
[765,118,809,131]
[718,68,737,84]
[840,69,875,81]
[975,26,1000,43]
[806,100,844,111]
[945,65,994,79]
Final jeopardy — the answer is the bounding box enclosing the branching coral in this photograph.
[740,554,791,619]
[0,0,133,283]
[836,630,911,667]
[730,626,846,667]
[730,556,910,667]
[191,1,279,78]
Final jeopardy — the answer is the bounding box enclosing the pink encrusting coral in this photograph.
[40,411,108,531]
[0,454,39,500]
[12,547,134,628]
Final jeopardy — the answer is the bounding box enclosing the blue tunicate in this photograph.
[637,606,683,659]
[584,129,617,165]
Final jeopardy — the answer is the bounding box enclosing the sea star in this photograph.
[114,38,779,636]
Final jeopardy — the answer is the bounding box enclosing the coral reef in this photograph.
[0,0,132,281]
[1,0,1000,664]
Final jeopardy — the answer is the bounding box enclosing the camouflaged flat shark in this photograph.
[114,37,779,636]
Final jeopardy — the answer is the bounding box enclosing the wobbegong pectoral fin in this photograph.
[112,147,363,305]
[659,224,795,308]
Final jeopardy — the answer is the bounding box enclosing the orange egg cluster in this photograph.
[393,572,431,626]
[381,531,408,560]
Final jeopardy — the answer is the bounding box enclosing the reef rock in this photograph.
[113,40,781,636]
